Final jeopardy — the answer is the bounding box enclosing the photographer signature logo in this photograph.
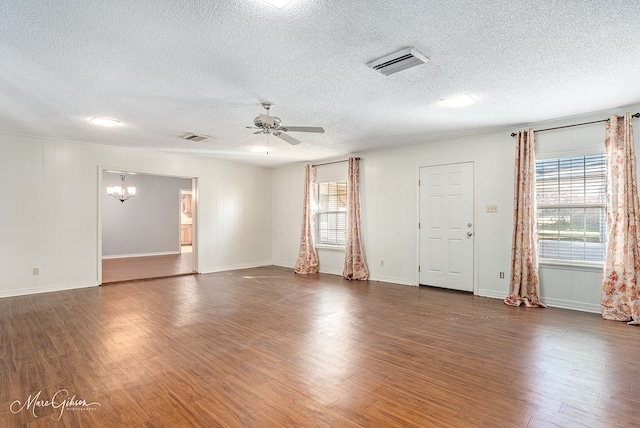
[10,389,101,420]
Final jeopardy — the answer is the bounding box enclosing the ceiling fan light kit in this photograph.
[367,47,429,76]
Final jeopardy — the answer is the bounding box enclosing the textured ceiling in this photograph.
[2,0,640,167]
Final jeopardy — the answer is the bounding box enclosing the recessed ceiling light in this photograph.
[439,94,476,108]
[89,117,123,127]
[262,0,293,8]
[248,146,270,153]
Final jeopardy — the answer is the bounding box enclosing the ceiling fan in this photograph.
[245,103,325,145]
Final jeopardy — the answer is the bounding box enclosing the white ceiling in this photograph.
[2,0,640,167]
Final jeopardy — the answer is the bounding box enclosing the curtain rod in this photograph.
[510,112,640,137]
[312,157,360,167]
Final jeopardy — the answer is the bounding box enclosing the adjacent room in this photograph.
[101,171,196,283]
[1,0,640,426]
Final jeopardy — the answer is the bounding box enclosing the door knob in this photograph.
[467,232,473,237]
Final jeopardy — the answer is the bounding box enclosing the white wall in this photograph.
[0,133,272,298]
[272,105,640,313]
[272,163,305,268]
[102,172,192,257]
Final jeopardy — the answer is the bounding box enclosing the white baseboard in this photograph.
[477,289,506,299]
[477,289,600,314]
[542,297,601,314]
[102,251,180,259]
[199,261,274,274]
[319,267,343,276]
[0,281,99,299]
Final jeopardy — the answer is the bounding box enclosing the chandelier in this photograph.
[107,173,136,203]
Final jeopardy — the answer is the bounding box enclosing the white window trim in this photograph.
[539,259,604,272]
[315,243,345,251]
[536,148,606,160]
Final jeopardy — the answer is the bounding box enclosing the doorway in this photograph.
[419,162,474,291]
[99,171,198,284]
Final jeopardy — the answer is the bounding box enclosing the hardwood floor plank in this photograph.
[102,252,194,284]
[367,395,477,428]
[2,266,639,427]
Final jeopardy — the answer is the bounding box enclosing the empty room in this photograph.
[1,1,639,427]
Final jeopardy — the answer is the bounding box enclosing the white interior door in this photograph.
[419,162,474,291]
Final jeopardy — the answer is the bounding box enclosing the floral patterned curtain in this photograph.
[343,157,369,280]
[294,164,319,274]
[601,113,640,325]
[504,129,545,307]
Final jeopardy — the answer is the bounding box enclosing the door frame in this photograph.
[97,167,199,284]
[416,161,477,293]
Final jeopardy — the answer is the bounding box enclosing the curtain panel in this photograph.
[343,157,369,280]
[505,129,545,307]
[294,164,319,274]
[601,113,640,324]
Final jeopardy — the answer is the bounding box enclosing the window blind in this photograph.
[536,154,606,262]
[317,181,347,246]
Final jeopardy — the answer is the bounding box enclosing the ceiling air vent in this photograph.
[181,133,208,142]
[367,47,429,76]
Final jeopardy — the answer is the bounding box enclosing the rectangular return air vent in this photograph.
[367,47,429,76]
[181,133,208,142]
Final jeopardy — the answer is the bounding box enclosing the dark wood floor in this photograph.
[1,266,638,427]
[102,251,194,284]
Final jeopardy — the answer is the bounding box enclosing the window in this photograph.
[536,154,606,263]
[316,181,347,246]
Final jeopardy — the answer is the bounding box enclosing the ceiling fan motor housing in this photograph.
[254,114,280,129]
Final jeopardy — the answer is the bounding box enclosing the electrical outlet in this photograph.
[499,271,505,279]
[486,205,498,213]
[33,267,40,276]
[380,260,384,267]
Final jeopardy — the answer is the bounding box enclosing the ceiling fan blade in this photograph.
[276,132,302,145]
[281,126,325,133]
